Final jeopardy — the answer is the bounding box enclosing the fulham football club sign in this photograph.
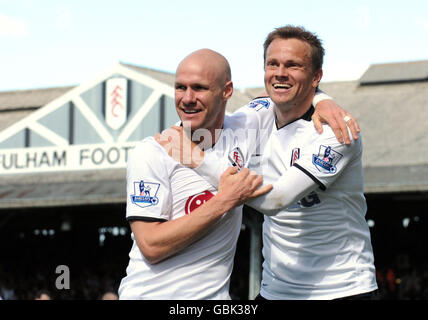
[0,62,177,175]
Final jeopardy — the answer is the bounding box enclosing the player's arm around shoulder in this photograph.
[316,123,363,157]
[312,88,361,146]
[232,96,274,130]
[193,97,275,187]
[131,167,271,265]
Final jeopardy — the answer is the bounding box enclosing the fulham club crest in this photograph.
[228,147,244,171]
[290,148,300,166]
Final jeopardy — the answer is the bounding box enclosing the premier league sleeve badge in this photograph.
[131,180,160,208]
[248,98,270,111]
[312,145,343,174]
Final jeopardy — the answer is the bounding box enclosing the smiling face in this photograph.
[175,50,232,139]
[264,38,322,118]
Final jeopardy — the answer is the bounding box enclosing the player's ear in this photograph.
[223,81,233,100]
[312,69,323,88]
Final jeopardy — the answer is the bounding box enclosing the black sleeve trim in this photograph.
[126,216,168,223]
[293,163,326,191]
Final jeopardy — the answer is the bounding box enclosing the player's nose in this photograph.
[182,88,196,104]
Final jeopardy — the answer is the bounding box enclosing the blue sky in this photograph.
[1,0,427,91]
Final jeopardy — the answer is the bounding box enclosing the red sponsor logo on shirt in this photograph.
[185,190,214,214]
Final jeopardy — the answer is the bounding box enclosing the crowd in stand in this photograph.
[0,226,128,300]
[0,264,121,300]
[375,263,428,300]
[1,218,428,300]
[2,258,428,300]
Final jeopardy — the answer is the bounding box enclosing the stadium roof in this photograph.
[318,78,428,193]
[0,169,125,209]
[0,60,427,208]
[359,60,428,85]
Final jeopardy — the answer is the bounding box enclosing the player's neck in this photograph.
[274,92,314,128]
[274,104,311,128]
[189,128,217,151]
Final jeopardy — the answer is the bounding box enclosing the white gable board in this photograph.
[0,63,178,175]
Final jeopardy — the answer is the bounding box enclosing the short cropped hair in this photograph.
[263,25,325,72]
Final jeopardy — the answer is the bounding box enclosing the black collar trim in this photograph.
[276,105,314,130]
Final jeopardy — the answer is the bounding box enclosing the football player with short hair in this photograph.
[119,49,272,299]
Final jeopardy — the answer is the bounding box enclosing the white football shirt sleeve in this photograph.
[294,128,362,190]
[246,166,319,215]
[126,139,172,222]
[246,128,362,215]
[313,88,333,106]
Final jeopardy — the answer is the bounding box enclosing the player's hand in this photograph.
[216,167,272,209]
[154,126,204,168]
[312,100,360,145]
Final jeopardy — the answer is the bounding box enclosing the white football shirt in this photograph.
[118,137,241,299]
[119,106,262,299]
